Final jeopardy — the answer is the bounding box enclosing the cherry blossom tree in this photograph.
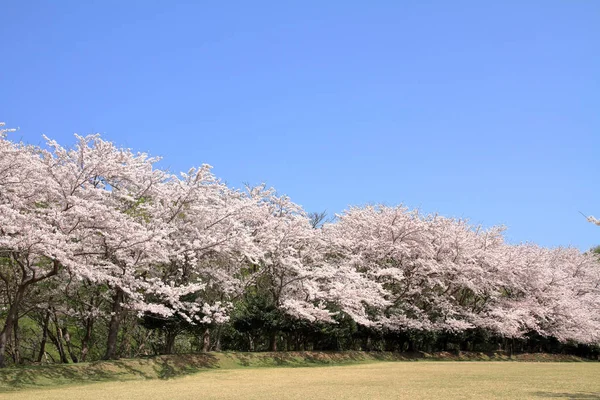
[141,166,259,352]
[486,245,600,343]
[587,216,600,226]
[0,124,69,367]
[1,122,598,365]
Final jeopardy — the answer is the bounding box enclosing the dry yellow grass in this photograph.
[1,362,599,400]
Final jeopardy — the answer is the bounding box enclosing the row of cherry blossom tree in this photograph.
[0,123,598,366]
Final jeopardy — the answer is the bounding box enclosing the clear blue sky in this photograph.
[1,1,598,250]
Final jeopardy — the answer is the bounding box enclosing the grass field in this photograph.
[1,361,599,400]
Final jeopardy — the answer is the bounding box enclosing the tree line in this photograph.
[0,122,598,367]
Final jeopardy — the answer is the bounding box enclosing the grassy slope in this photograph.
[2,361,600,400]
[0,351,591,393]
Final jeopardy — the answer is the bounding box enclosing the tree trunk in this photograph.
[284,334,290,352]
[202,328,210,352]
[80,317,94,362]
[63,327,78,363]
[165,330,177,355]
[48,326,68,364]
[247,334,254,352]
[0,286,26,368]
[37,311,51,363]
[12,316,20,365]
[134,330,153,358]
[294,334,300,351]
[118,321,131,358]
[103,288,124,360]
[51,310,69,364]
[269,331,277,352]
[213,326,222,351]
[407,339,416,352]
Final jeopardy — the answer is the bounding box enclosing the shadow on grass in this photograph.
[533,392,600,399]
[221,351,364,368]
[1,363,125,391]
[153,353,220,379]
[0,353,220,392]
[219,351,425,368]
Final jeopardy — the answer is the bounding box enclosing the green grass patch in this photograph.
[0,351,592,393]
[2,361,600,400]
